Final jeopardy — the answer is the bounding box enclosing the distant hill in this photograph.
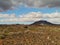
[31,20,54,25]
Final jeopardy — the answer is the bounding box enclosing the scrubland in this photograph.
[0,25,60,45]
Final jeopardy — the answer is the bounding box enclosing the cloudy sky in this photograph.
[0,0,60,24]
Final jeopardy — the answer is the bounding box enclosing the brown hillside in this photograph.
[0,25,60,45]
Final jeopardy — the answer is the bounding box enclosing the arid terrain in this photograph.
[0,24,60,45]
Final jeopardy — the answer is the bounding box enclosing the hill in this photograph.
[31,20,54,25]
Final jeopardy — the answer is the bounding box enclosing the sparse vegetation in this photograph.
[0,25,60,45]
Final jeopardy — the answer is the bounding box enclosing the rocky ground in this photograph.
[0,25,60,45]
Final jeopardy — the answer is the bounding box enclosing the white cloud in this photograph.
[0,0,60,11]
[0,12,60,24]
[0,13,16,18]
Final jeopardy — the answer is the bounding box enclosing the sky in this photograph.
[0,0,60,24]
